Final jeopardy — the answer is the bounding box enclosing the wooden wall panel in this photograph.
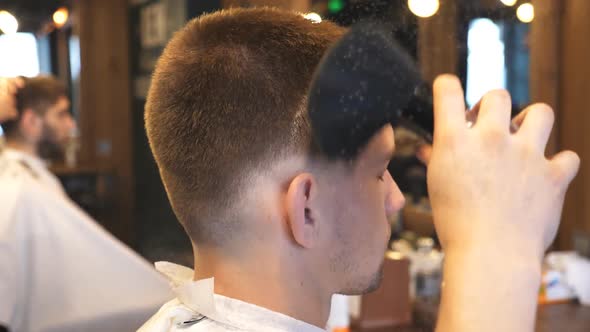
[529,0,561,156]
[55,29,71,87]
[76,0,135,244]
[558,0,590,249]
[418,0,459,83]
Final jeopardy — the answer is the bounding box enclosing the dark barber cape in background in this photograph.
[308,20,434,160]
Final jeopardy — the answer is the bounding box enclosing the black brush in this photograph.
[308,20,433,160]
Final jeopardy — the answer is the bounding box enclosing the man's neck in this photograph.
[193,247,332,328]
[5,139,37,157]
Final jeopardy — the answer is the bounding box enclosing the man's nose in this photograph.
[67,116,77,132]
[384,170,405,218]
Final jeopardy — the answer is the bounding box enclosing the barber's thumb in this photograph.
[417,144,433,165]
[550,150,580,188]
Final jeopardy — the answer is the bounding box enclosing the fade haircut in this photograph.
[3,75,67,137]
[145,8,345,245]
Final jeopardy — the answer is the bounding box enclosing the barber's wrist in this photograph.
[438,220,547,265]
[444,244,542,277]
[438,248,542,332]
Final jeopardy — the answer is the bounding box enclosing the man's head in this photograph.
[146,8,405,295]
[2,75,75,155]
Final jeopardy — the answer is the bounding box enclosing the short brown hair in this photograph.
[145,8,344,244]
[2,75,67,137]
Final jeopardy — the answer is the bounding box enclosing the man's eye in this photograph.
[378,173,385,182]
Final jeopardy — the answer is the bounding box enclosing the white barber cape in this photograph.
[0,148,173,332]
[0,148,66,196]
[138,262,325,332]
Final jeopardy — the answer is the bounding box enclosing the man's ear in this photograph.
[19,108,42,139]
[285,173,319,249]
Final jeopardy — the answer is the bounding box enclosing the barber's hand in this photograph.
[0,77,23,123]
[416,144,432,164]
[428,75,579,259]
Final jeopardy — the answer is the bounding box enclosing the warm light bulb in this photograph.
[517,3,534,23]
[500,0,517,7]
[303,12,322,24]
[0,11,18,34]
[53,7,69,27]
[408,0,440,18]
